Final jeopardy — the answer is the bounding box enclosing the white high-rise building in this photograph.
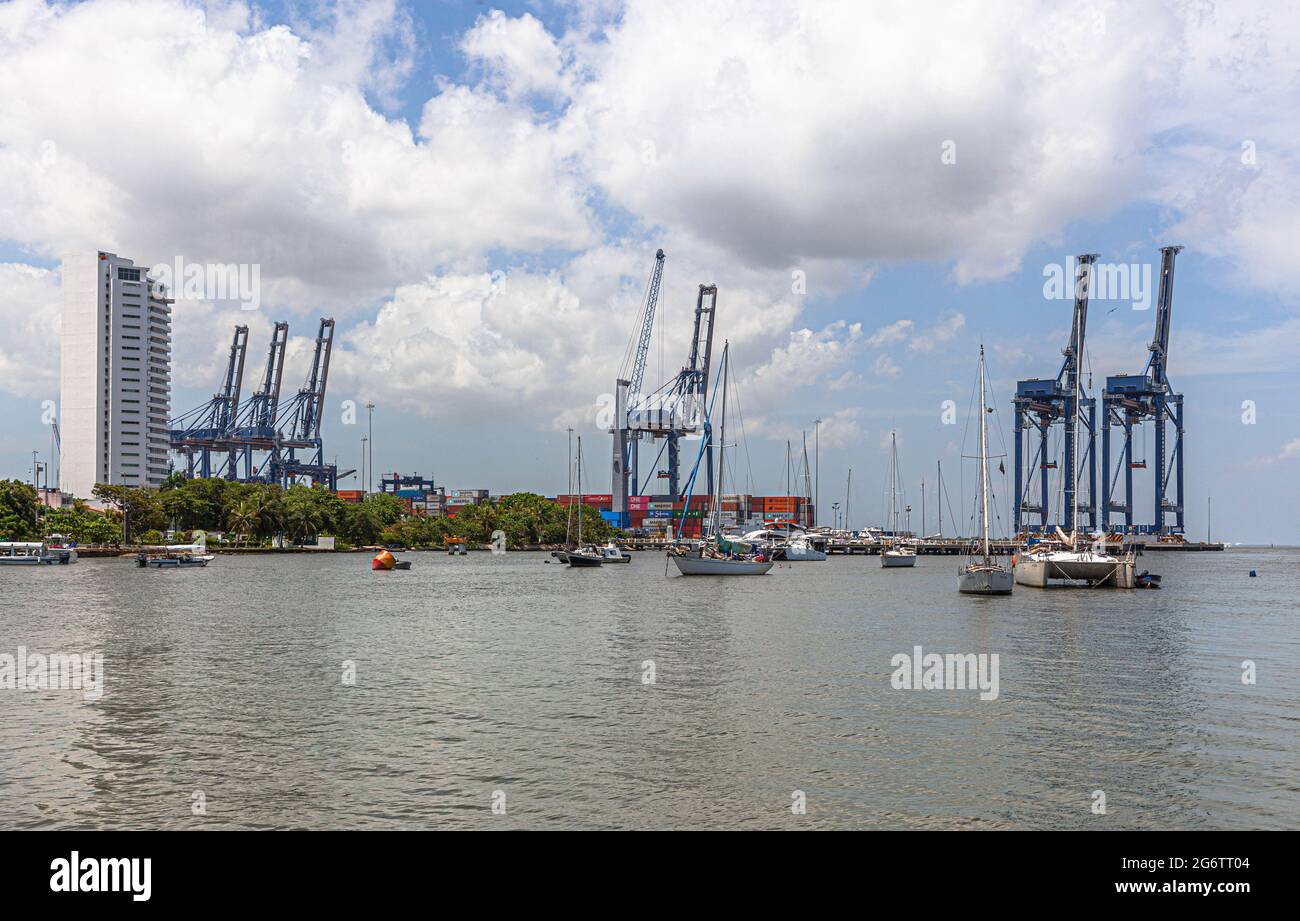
[60,251,172,498]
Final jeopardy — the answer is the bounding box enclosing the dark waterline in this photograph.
[1,549,1296,829]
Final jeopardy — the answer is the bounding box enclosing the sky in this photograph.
[0,0,1296,543]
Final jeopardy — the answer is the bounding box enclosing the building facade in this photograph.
[60,251,172,498]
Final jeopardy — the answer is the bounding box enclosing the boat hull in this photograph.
[959,566,1014,594]
[671,555,773,575]
[784,546,827,562]
[881,551,916,568]
[566,552,603,567]
[1014,555,1135,588]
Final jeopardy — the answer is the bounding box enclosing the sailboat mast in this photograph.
[937,459,942,538]
[715,344,728,537]
[890,432,899,537]
[576,436,583,545]
[979,346,991,561]
[845,467,852,532]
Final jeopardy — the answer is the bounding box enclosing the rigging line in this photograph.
[729,373,756,497]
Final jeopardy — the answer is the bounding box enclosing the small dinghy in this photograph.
[1135,570,1161,589]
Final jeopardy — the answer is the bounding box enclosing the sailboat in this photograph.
[1015,263,1137,589]
[559,436,603,567]
[670,343,774,576]
[959,346,1013,594]
[881,430,917,568]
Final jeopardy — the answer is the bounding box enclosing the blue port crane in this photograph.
[268,317,338,488]
[169,319,345,488]
[610,254,717,526]
[1013,254,1099,534]
[226,321,289,479]
[168,325,249,478]
[615,249,665,514]
[1101,245,1185,535]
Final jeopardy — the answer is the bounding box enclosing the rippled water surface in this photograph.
[1,548,1296,829]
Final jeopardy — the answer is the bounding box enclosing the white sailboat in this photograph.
[959,346,1013,594]
[561,436,604,567]
[670,342,774,576]
[881,430,916,568]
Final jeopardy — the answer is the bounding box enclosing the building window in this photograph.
[117,267,141,281]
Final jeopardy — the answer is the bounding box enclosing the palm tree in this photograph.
[283,496,322,545]
[227,499,260,547]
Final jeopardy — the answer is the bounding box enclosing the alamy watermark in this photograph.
[149,257,261,311]
[890,645,999,700]
[1043,256,1153,310]
[0,647,104,700]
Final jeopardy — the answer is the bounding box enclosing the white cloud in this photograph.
[867,320,913,347]
[1248,437,1300,469]
[569,0,1174,281]
[814,407,863,449]
[742,320,863,407]
[910,311,966,352]
[0,263,60,399]
[460,10,571,101]
[0,0,598,312]
[872,355,902,378]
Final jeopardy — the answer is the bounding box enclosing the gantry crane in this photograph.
[1101,245,1185,535]
[610,256,717,526]
[168,325,249,478]
[169,319,341,488]
[268,317,338,488]
[226,321,289,479]
[1013,254,1099,534]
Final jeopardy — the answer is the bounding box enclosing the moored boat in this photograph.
[881,430,916,569]
[137,534,215,569]
[670,548,773,575]
[958,345,1013,595]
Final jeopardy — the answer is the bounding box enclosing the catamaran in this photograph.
[881,430,917,568]
[669,342,774,576]
[1015,260,1137,589]
[959,346,1014,594]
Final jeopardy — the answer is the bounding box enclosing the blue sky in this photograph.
[0,0,1296,542]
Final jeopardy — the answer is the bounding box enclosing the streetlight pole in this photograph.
[361,436,368,495]
[366,401,376,494]
[814,418,822,527]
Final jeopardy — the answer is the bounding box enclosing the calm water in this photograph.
[1,548,1296,830]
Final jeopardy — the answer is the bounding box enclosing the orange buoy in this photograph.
[372,549,395,571]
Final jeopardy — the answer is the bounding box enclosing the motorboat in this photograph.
[596,541,631,563]
[137,535,215,569]
[0,541,76,565]
[784,533,827,561]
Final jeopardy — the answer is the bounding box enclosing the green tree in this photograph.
[226,499,261,546]
[283,487,323,544]
[0,480,38,541]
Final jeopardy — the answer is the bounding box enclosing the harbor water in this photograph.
[1,549,1296,830]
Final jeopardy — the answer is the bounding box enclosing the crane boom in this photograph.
[1146,245,1182,388]
[628,249,665,402]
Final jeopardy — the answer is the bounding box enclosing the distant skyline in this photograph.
[0,0,1296,543]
